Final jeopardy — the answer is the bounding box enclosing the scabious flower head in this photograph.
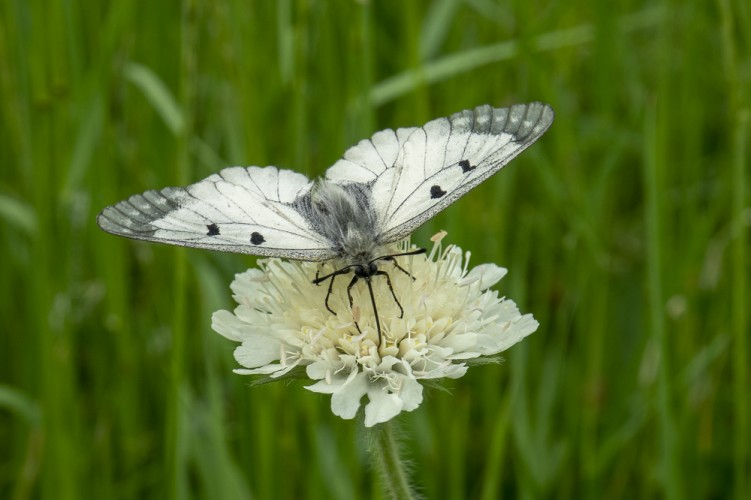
[212,232,538,427]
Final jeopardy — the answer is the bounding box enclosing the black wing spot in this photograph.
[206,223,220,236]
[459,159,475,173]
[430,185,447,199]
[250,232,265,245]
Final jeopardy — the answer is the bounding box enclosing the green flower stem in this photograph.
[371,421,418,500]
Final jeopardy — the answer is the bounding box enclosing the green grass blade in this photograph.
[123,62,186,137]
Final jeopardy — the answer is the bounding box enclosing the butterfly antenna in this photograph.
[371,248,426,265]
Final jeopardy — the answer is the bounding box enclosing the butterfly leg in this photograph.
[346,275,365,336]
[347,275,384,344]
[374,270,404,319]
[314,265,359,316]
[382,257,417,281]
[322,274,338,315]
[363,277,383,345]
[346,275,359,308]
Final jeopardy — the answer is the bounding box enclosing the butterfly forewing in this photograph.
[97,166,336,260]
[347,103,554,243]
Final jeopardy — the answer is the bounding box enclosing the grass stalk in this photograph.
[643,104,682,500]
[730,109,749,500]
[165,1,196,499]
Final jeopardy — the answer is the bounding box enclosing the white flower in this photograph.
[212,233,538,427]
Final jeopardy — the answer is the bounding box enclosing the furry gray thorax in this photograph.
[299,181,381,265]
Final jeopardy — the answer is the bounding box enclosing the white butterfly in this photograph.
[98,103,553,339]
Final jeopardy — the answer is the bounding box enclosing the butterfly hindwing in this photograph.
[326,103,554,243]
[97,166,336,260]
[325,126,419,183]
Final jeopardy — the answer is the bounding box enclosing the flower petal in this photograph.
[211,310,254,342]
[330,372,369,419]
[233,340,282,369]
[460,264,508,289]
[364,385,404,427]
[398,377,424,411]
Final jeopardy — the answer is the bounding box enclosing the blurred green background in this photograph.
[1,0,748,499]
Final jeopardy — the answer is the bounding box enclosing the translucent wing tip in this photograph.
[96,206,126,235]
[96,190,178,237]
[504,102,554,142]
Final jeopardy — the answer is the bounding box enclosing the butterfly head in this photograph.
[353,261,378,279]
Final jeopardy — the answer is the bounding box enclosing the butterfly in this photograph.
[98,102,554,341]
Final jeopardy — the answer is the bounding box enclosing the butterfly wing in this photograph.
[324,125,419,184]
[97,166,337,260]
[326,103,554,243]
